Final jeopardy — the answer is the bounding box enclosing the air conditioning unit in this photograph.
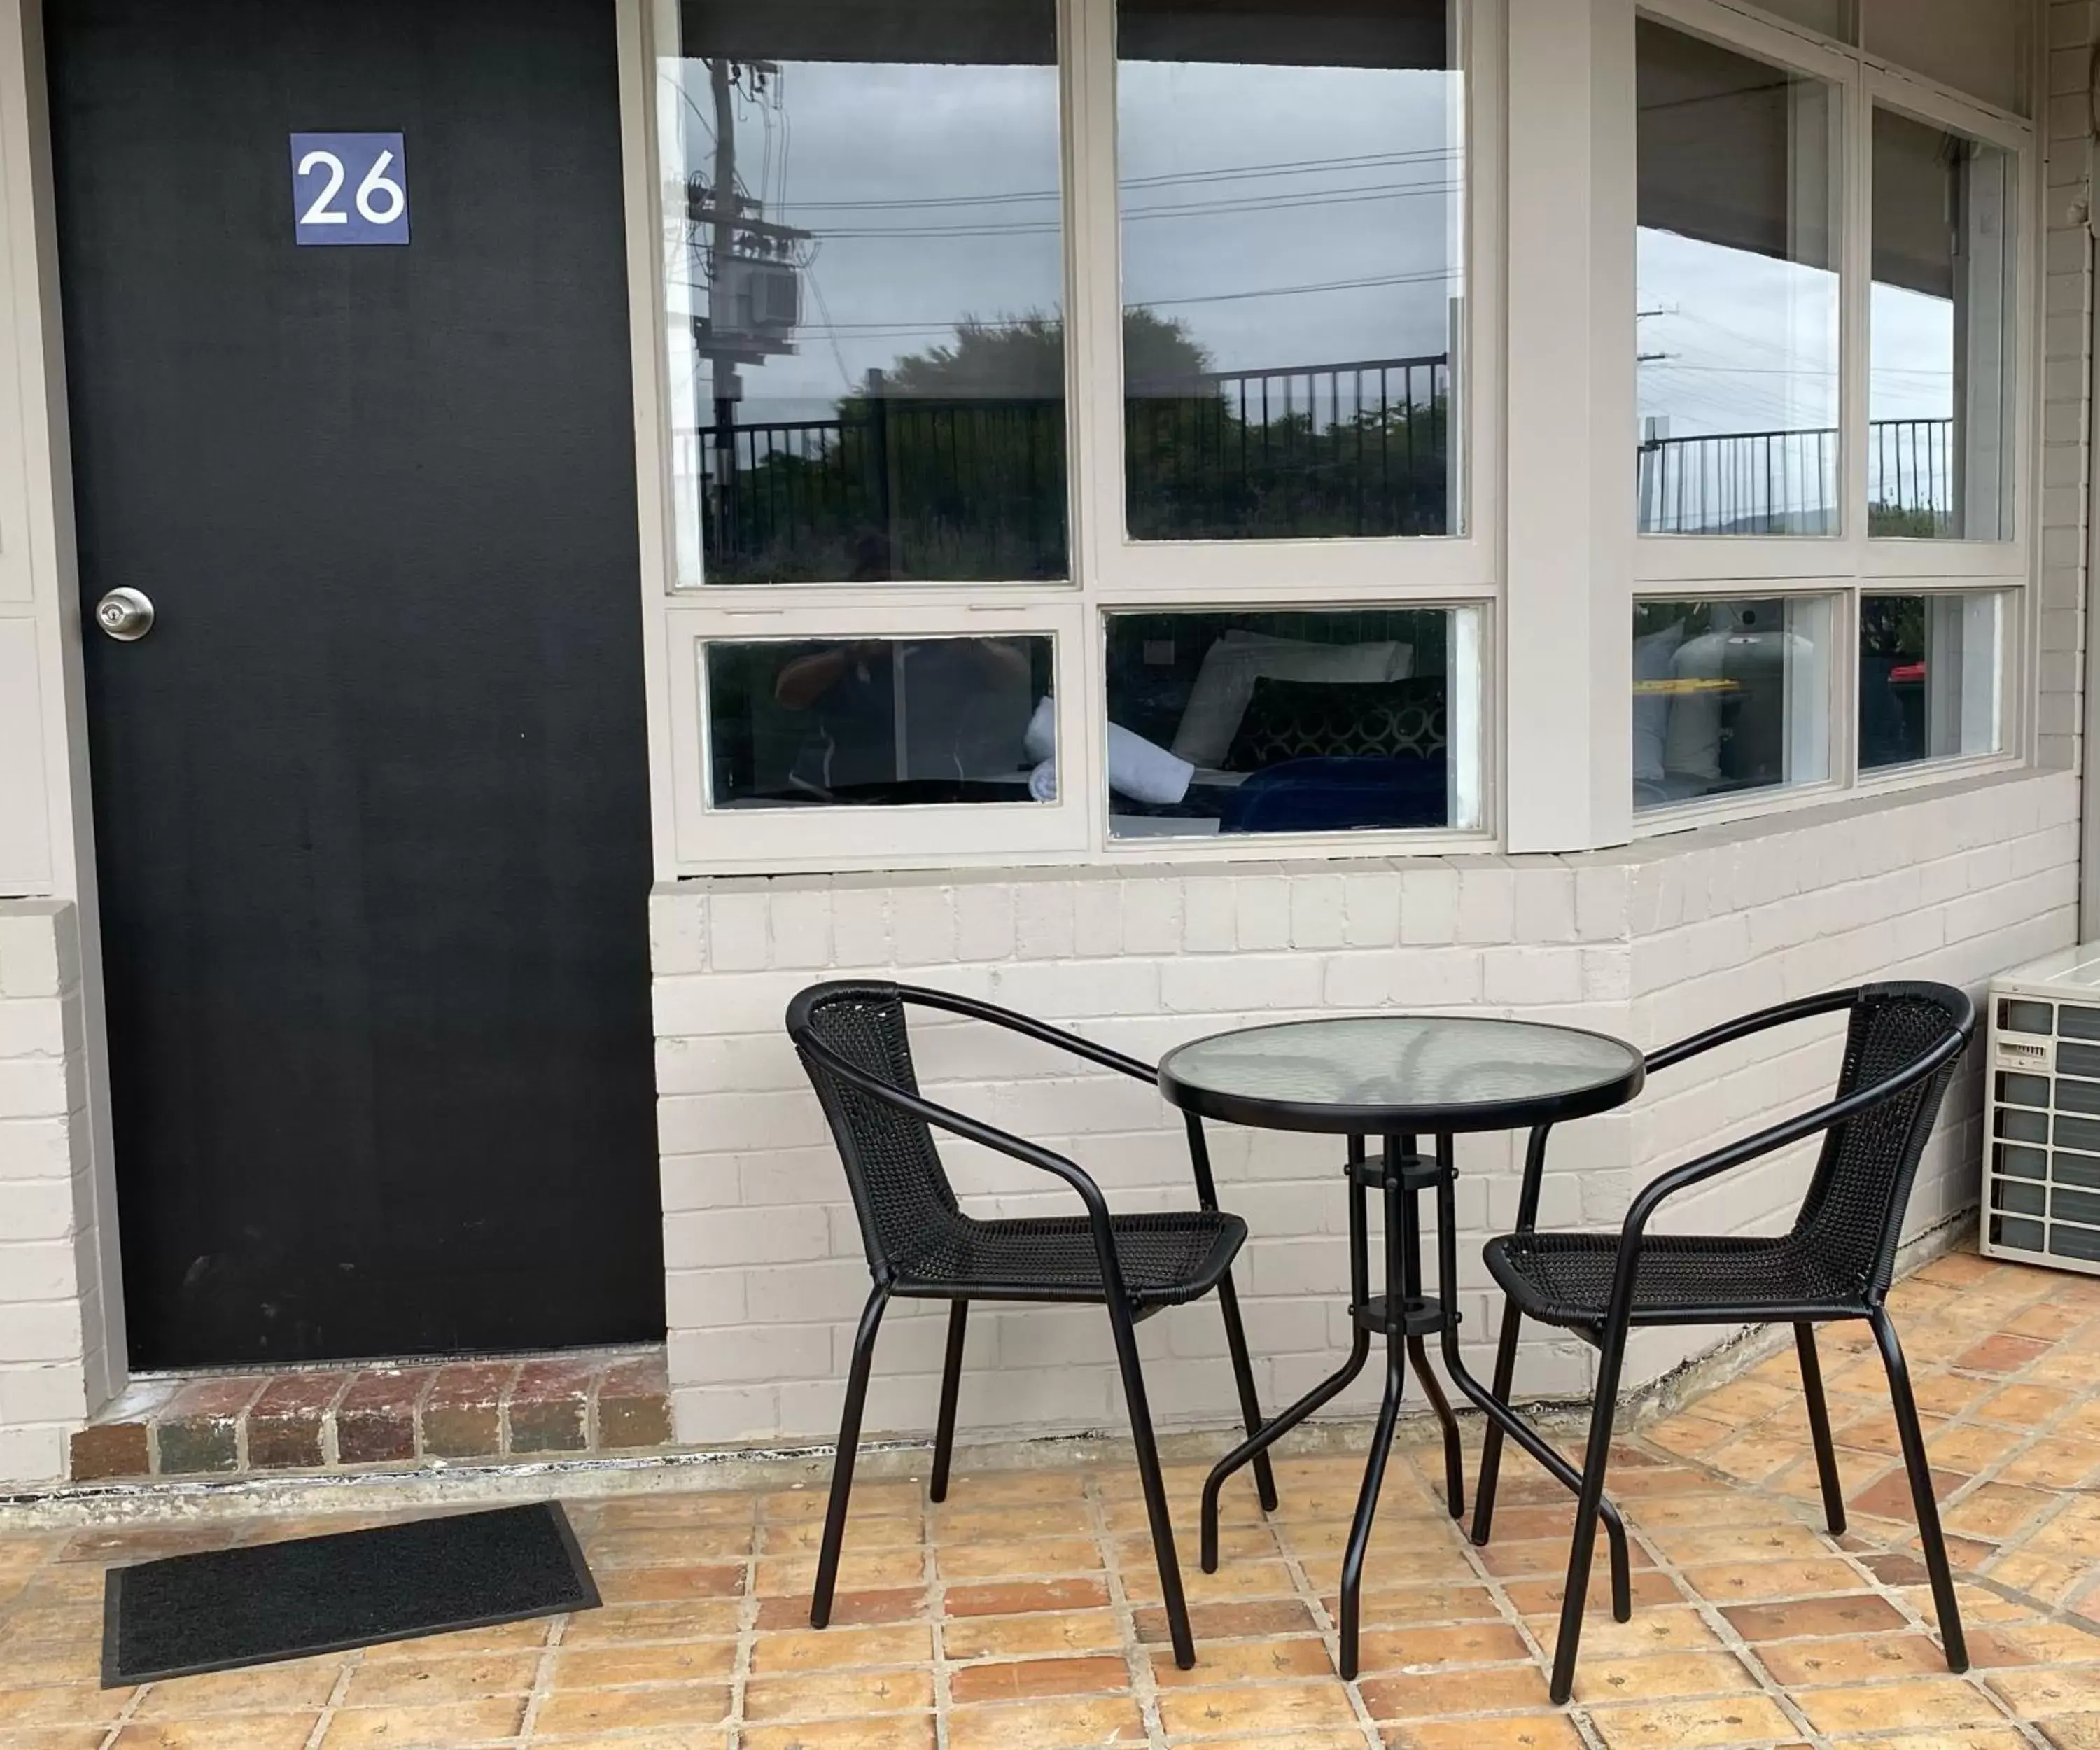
[1983,944,2100,1274]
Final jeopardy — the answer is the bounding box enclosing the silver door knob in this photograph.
[94,588,154,642]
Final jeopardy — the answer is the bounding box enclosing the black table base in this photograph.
[1200,1130,1637,1681]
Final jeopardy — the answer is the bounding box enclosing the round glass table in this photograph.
[1158,1014,1645,1679]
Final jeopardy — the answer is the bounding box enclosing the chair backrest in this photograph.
[788,981,960,1278]
[1792,981,1974,1298]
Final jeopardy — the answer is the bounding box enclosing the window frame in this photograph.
[1628,0,2036,837]
[634,0,1506,876]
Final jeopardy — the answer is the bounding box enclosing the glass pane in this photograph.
[1632,597,1833,811]
[1117,1,1462,540]
[704,636,1054,806]
[1858,593,2003,769]
[1870,108,2017,540]
[1102,608,1476,838]
[1635,22,1841,536]
[1999,998,2051,1035]
[665,1,1066,585]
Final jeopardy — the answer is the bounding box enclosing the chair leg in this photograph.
[931,1301,969,1504]
[1215,1269,1279,1513]
[813,1284,889,1630]
[1871,1306,1968,1672]
[1548,1315,1630,1706]
[1795,1322,1847,1537]
[1469,1300,1523,1547]
[1107,1290,1196,1670]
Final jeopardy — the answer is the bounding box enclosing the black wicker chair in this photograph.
[1467,982,1975,1704]
[788,979,1278,1670]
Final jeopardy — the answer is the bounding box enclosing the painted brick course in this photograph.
[654,770,2082,1451]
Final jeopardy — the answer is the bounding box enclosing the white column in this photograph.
[1503,0,1637,853]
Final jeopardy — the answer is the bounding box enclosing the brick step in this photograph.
[69,1346,672,1482]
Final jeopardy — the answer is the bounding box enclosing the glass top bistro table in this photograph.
[1158,1014,1646,1679]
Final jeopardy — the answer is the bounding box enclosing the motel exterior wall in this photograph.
[0,0,2089,1484]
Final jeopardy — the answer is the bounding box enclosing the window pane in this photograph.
[1870,108,2017,540]
[1636,22,1841,536]
[1117,1,1463,541]
[666,1,1066,585]
[1756,0,1854,41]
[1102,608,1477,838]
[1859,593,2003,769]
[1632,597,1833,810]
[705,637,1055,806]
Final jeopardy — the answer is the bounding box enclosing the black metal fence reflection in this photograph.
[1637,417,1956,536]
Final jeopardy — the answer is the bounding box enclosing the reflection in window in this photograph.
[1871,110,2017,540]
[667,1,1066,585]
[1635,21,1841,536]
[1116,1,1463,541]
[1632,598,1833,811]
[706,638,1055,806]
[1859,594,2003,770]
[1102,610,1479,837]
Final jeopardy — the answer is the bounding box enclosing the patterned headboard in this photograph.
[1225,676,1448,771]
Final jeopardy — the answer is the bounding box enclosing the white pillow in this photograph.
[1631,623,1685,785]
[1170,631,1414,767]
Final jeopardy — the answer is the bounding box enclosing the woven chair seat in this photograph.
[893,1211,1247,1309]
[1485,1231,1872,1331]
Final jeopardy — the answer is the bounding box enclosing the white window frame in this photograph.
[624,0,1504,877]
[1628,0,2036,839]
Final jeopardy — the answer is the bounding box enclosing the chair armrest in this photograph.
[793,1028,1133,1298]
[1645,989,1858,1074]
[900,985,1158,1085]
[1598,1017,1969,1327]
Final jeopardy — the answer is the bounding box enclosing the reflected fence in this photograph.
[678,358,1958,577]
[1637,416,1957,536]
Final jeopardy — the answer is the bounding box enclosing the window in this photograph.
[1102,609,1482,837]
[1858,592,2004,770]
[1117,0,1466,540]
[1633,596,1833,811]
[665,0,1067,587]
[1635,22,1841,536]
[1628,6,2029,826]
[1870,108,2017,542]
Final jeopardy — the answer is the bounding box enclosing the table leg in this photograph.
[1199,1136,1373,1575]
[1400,1131,1464,1521]
[1338,1136,1410,1682]
[1432,1134,1633,1623]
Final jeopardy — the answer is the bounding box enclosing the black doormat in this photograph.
[101,1502,598,1686]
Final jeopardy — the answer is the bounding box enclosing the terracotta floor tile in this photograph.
[1356,1664,1552,1721]
[755,1588,924,1630]
[1343,1585,1503,1628]
[757,1551,926,1596]
[1827,1731,2038,1750]
[1385,1718,1586,1750]
[0,1684,136,1728]
[1754,1632,1957,1686]
[765,1482,923,1521]
[1796,1676,2005,1735]
[1125,1560,1299,1604]
[1929,1425,2028,1474]
[1568,1651,1759,1704]
[1987,1667,2100,1715]
[1719,1592,1910,1639]
[944,1695,1144,1750]
[1975,1382,2075,1425]
[1156,1679,1361,1737]
[1177,1735,1362,1750]
[553,1639,743,1687]
[111,1716,323,1750]
[1353,1620,1531,1672]
[1150,1637,1336,1684]
[948,1656,1129,1706]
[361,1618,552,1658]
[320,1697,526,1746]
[1977,1620,2100,1662]
[588,1525,758,1565]
[7,1728,106,1750]
[1499,1566,1685,1618]
[944,1579,1109,1618]
[1639,1521,1839,1567]
[338,1650,540,1705]
[594,1562,747,1604]
[2001,1438,2100,1490]
[531,1683,733,1735]
[133,1658,345,1716]
[750,1624,932,1674]
[937,1541,1101,1583]
[2039,1716,2100,1749]
[1130,1600,1321,1645]
[1954,1333,2053,1374]
[743,1670,934,1723]
[1676,1556,1872,1603]
[1617,1492,1772,1531]
[940,1474,1090,1508]
[762,1516,920,1555]
[556,1600,742,1646]
[1581,1695,1800,1749]
[738,1718,937,1750]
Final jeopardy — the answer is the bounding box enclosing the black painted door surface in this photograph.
[48,0,664,1366]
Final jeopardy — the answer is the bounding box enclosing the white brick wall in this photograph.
[0,901,108,1482]
[653,769,2082,1449]
[2042,0,2094,776]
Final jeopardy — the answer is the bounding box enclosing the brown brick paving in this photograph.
[17,1249,2100,1746]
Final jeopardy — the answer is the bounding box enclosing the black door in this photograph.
[47,0,664,1366]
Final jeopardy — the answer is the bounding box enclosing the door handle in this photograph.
[94,588,155,642]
